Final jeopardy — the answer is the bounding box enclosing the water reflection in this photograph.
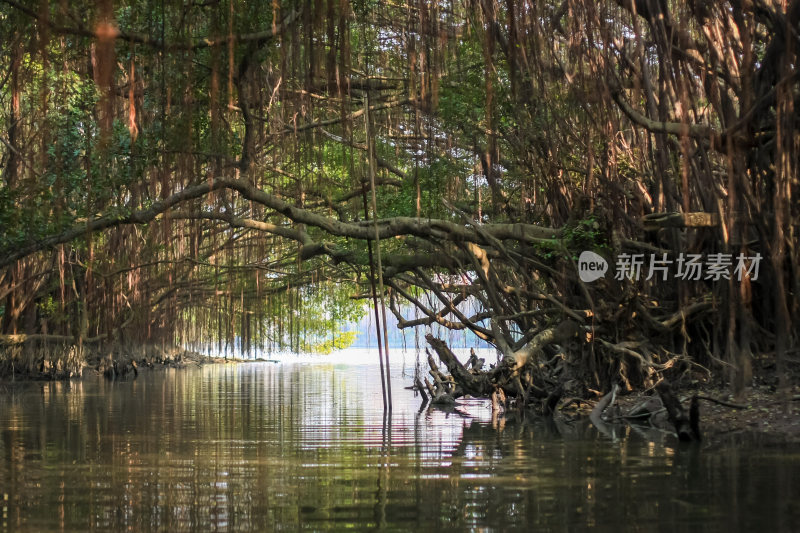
[0,359,798,531]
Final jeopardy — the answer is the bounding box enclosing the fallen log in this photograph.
[425,350,458,404]
[643,211,718,230]
[0,333,106,346]
[491,388,507,411]
[656,381,701,442]
[543,385,564,416]
[510,320,581,371]
[414,377,429,405]
[425,336,490,397]
[590,384,619,426]
[424,330,580,414]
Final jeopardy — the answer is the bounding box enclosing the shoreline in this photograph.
[0,344,290,383]
[569,382,800,447]
[2,346,798,446]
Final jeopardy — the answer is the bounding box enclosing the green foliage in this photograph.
[310,330,359,354]
[563,215,608,252]
[37,296,59,318]
[439,72,485,131]
[533,216,608,262]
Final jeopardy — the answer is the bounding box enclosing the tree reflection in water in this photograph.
[0,361,797,531]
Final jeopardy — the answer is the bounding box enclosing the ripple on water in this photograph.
[0,360,798,532]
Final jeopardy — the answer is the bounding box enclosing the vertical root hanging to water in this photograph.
[362,181,388,412]
[365,90,392,412]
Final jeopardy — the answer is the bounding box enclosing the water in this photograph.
[0,355,798,531]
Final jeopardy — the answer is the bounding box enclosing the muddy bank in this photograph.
[644,386,800,446]
[420,335,800,446]
[559,382,800,447]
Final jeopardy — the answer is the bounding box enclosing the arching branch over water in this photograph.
[0,0,796,399]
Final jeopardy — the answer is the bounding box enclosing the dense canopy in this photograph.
[0,0,798,396]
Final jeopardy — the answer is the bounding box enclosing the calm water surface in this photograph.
[0,353,798,531]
